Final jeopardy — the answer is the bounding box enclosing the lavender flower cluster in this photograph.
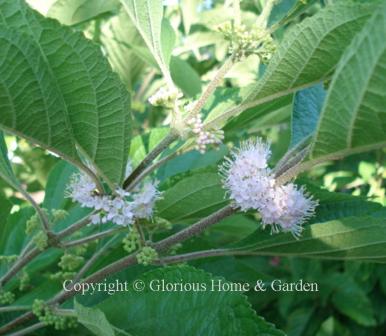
[66,167,161,226]
[220,138,317,237]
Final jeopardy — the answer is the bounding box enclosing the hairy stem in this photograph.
[190,57,235,117]
[7,322,45,336]
[73,236,119,282]
[21,191,52,239]
[256,0,276,28]
[157,248,237,265]
[0,248,40,287]
[123,131,179,189]
[127,150,179,191]
[56,213,93,240]
[0,305,31,313]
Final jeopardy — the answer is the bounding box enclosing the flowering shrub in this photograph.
[0,0,385,335]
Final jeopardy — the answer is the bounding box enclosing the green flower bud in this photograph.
[33,231,48,251]
[52,209,69,222]
[0,290,15,304]
[136,246,158,266]
[123,227,141,253]
[19,271,30,291]
[58,253,84,271]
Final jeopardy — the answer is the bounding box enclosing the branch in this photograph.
[55,206,235,303]
[0,205,236,334]
[156,248,237,265]
[7,322,45,336]
[0,248,40,287]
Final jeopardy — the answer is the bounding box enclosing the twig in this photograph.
[62,227,126,249]
[56,212,93,240]
[7,322,45,336]
[73,236,119,282]
[0,305,30,313]
[0,248,40,287]
[21,191,53,241]
[123,132,179,189]
[190,57,235,117]
[127,150,179,191]
[256,0,276,29]
[156,248,237,265]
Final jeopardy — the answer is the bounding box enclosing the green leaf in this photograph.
[157,172,227,222]
[75,300,115,336]
[207,2,377,127]
[290,84,326,148]
[99,7,148,88]
[224,94,292,131]
[170,57,202,97]
[0,132,20,190]
[305,183,381,224]
[323,273,376,326]
[0,0,131,185]
[121,0,175,82]
[232,216,386,261]
[43,161,77,210]
[97,265,284,336]
[0,207,33,276]
[311,4,386,159]
[26,0,119,25]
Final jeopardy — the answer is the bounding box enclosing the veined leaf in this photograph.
[157,172,227,222]
[170,57,202,97]
[98,265,284,336]
[120,0,175,83]
[75,300,115,336]
[99,8,149,88]
[0,0,131,185]
[311,4,386,159]
[206,2,377,127]
[232,216,386,261]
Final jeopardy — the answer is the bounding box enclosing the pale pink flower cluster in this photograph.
[67,169,161,226]
[186,114,224,153]
[220,138,317,237]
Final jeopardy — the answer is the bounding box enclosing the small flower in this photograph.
[148,86,181,108]
[132,181,162,219]
[66,173,96,207]
[90,213,101,225]
[115,187,130,199]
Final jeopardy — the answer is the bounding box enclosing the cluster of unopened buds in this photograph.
[66,166,161,226]
[220,138,318,237]
[219,22,276,62]
[148,86,182,108]
[185,102,224,153]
